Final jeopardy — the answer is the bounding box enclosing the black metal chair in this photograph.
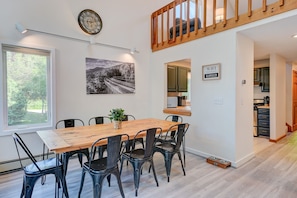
[88,116,111,158]
[155,115,187,165]
[122,114,144,152]
[78,134,129,198]
[12,133,69,198]
[153,123,189,182]
[88,116,111,125]
[120,127,162,197]
[55,119,89,174]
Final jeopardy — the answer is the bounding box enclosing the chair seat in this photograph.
[84,158,108,172]
[24,158,61,174]
[155,143,176,152]
[123,149,146,159]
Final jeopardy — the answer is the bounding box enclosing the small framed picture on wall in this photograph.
[202,63,221,80]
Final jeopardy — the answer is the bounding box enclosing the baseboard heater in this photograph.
[0,152,55,175]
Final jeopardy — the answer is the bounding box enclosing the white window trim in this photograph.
[0,41,56,136]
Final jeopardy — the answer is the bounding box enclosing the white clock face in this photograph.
[78,9,102,35]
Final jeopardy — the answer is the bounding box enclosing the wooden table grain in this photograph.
[37,118,177,154]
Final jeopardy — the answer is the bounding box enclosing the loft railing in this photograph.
[151,0,297,52]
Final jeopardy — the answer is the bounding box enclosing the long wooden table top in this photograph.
[37,118,177,154]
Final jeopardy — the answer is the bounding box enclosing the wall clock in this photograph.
[78,9,103,35]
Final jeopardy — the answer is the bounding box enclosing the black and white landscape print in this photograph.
[86,58,135,94]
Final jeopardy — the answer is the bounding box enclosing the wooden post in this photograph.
[203,0,207,32]
[235,0,239,21]
[213,0,216,28]
[248,0,252,17]
[223,0,227,26]
[279,0,284,6]
[262,0,267,12]
[195,0,199,35]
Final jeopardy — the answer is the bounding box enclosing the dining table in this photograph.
[37,118,178,154]
[36,118,178,197]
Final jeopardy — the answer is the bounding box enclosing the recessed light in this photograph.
[292,34,297,38]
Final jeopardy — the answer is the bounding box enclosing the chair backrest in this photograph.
[172,123,189,151]
[55,119,84,129]
[12,133,42,172]
[89,134,129,169]
[88,116,111,125]
[123,114,136,121]
[165,115,183,123]
[133,127,162,158]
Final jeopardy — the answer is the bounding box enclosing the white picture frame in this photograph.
[202,63,221,80]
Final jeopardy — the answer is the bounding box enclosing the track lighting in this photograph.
[15,22,139,54]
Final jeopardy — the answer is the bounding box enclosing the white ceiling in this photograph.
[239,13,297,64]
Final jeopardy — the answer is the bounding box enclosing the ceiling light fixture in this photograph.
[15,22,139,54]
[292,34,297,38]
[15,23,28,34]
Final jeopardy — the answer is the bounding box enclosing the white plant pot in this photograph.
[113,121,122,129]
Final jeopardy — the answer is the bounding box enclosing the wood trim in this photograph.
[163,107,192,116]
[269,134,287,142]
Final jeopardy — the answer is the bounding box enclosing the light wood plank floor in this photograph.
[1,133,297,198]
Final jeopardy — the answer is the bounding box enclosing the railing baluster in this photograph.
[167,5,170,43]
[195,0,199,35]
[179,0,183,41]
[248,0,252,17]
[223,0,227,26]
[213,0,216,28]
[279,0,284,6]
[235,0,239,21]
[203,0,207,32]
[173,1,176,41]
[161,8,164,45]
[262,0,267,12]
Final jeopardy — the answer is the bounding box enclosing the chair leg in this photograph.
[113,171,125,198]
[78,168,86,198]
[24,176,39,198]
[107,174,111,187]
[163,153,174,182]
[177,151,186,176]
[132,162,143,197]
[119,156,126,175]
[91,175,104,198]
[150,160,159,187]
[57,168,69,198]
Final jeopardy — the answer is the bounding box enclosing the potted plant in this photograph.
[109,108,125,129]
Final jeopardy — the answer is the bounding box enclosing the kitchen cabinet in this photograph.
[254,67,269,92]
[261,67,269,92]
[257,107,270,137]
[167,66,189,92]
[254,68,261,85]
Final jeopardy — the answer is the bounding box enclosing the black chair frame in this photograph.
[153,123,189,182]
[55,119,89,174]
[13,133,69,198]
[78,134,129,198]
[120,127,162,197]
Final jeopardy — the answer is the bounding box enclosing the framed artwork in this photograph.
[86,58,135,94]
[202,63,221,80]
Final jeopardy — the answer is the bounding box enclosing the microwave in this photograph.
[167,97,177,108]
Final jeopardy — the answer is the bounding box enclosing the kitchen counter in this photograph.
[257,105,270,109]
[163,106,191,116]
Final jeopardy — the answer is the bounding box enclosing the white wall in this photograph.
[0,0,171,165]
[235,33,254,165]
[270,54,287,139]
[151,30,242,165]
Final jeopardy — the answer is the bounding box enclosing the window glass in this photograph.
[1,44,53,131]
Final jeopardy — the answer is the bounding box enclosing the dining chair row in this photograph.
[78,122,189,197]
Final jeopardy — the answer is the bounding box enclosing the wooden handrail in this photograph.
[151,0,297,52]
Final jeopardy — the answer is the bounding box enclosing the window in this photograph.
[1,44,55,133]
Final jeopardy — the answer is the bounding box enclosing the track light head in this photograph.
[15,23,28,34]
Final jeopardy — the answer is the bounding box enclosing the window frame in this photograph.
[0,42,56,135]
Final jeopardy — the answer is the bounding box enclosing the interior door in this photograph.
[292,70,297,131]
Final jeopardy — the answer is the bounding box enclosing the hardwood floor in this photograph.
[1,133,297,198]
